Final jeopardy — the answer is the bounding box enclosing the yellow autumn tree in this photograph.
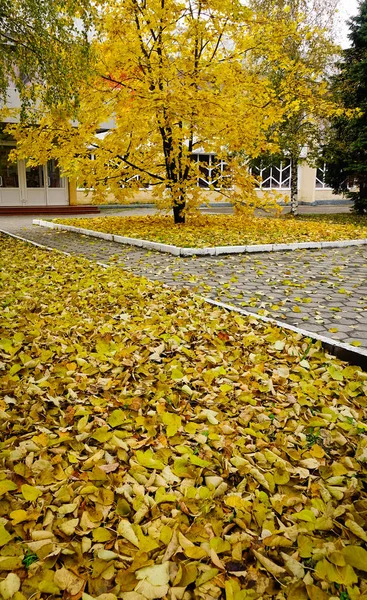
[250,0,340,215]
[8,0,334,223]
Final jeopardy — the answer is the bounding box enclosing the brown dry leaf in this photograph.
[54,567,85,595]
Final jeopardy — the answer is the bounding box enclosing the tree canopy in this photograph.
[9,0,338,222]
[249,0,339,215]
[0,0,92,114]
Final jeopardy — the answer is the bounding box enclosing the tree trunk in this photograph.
[290,157,298,216]
[173,202,185,224]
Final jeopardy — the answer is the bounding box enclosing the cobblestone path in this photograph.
[2,222,367,348]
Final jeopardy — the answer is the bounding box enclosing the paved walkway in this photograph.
[1,212,366,349]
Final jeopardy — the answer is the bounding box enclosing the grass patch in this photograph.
[53,214,367,247]
[1,235,367,598]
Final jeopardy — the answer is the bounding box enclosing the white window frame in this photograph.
[315,163,332,190]
[192,152,233,190]
[252,159,291,190]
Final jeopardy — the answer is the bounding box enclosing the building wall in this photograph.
[76,188,225,205]
[0,143,348,207]
[75,162,347,207]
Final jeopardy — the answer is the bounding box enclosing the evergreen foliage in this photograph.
[323,1,367,214]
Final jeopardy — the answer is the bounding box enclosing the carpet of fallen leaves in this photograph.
[1,235,367,600]
[53,215,367,248]
[290,214,367,227]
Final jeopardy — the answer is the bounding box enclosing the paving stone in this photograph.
[1,221,367,350]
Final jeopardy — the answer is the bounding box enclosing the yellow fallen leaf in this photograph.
[252,549,286,576]
[135,563,170,586]
[92,527,113,542]
[135,580,169,599]
[0,557,23,570]
[59,518,79,536]
[183,546,207,559]
[280,552,305,579]
[195,568,219,587]
[342,545,367,571]
[0,573,21,599]
[10,509,28,524]
[0,480,17,496]
[306,585,330,600]
[0,524,12,547]
[21,484,42,502]
[292,509,316,523]
[117,520,140,547]
[135,449,164,470]
[345,519,367,542]
[54,567,85,595]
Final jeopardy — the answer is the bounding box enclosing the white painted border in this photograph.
[199,296,367,366]
[33,219,367,256]
[1,227,366,368]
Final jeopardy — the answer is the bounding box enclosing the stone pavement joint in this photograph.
[1,220,366,352]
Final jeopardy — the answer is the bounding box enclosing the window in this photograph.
[191,153,232,189]
[0,147,19,188]
[252,158,291,189]
[315,163,331,189]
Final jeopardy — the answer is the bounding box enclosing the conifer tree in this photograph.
[323,1,367,214]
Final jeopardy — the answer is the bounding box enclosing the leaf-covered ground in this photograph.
[1,235,367,600]
[290,214,367,227]
[53,215,367,248]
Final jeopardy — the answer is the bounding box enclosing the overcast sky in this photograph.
[338,0,359,47]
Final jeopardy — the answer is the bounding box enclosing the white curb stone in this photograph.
[246,244,274,253]
[180,247,206,256]
[140,240,163,252]
[87,231,113,241]
[294,242,321,249]
[340,239,366,246]
[272,242,304,251]
[125,237,144,247]
[34,219,52,228]
[199,247,217,256]
[321,241,348,248]
[215,245,247,255]
[113,235,134,245]
[158,244,181,256]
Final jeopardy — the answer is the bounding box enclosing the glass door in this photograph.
[0,146,21,205]
[46,159,68,205]
[25,164,47,205]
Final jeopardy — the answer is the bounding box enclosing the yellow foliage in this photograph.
[7,0,337,221]
[54,214,367,247]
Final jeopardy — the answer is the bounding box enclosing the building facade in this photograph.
[0,85,348,210]
[75,154,348,207]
